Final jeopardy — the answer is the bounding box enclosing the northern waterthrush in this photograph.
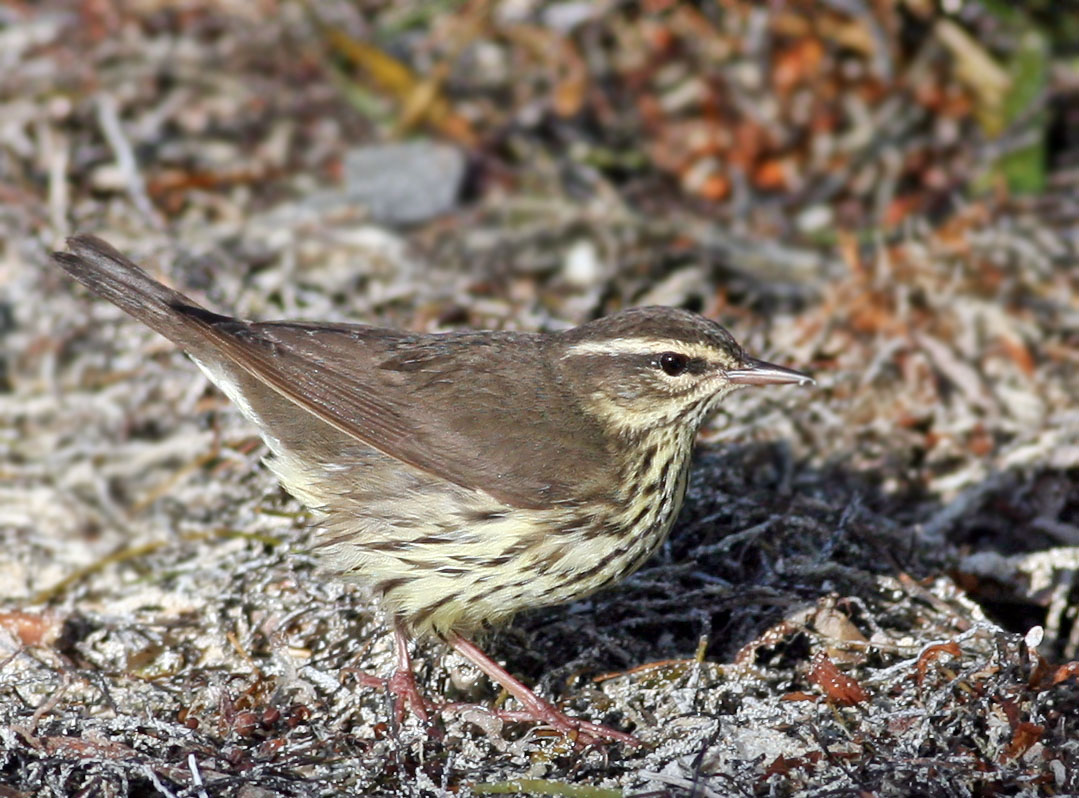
[54,235,812,746]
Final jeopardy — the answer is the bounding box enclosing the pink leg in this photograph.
[348,622,433,725]
[447,634,640,747]
[387,623,432,724]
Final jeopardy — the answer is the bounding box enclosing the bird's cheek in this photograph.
[704,384,736,409]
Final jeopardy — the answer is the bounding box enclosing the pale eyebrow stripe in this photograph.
[562,339,718,360]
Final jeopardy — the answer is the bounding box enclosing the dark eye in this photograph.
[656,352,689,376]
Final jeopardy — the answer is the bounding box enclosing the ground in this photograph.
[2,2,1079,796]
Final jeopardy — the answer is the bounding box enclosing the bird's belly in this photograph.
[271,441,691,638]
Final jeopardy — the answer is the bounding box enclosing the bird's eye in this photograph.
[656,352,689,376]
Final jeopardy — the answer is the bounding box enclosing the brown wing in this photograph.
[184,313,617,510]
[54,234,616,509]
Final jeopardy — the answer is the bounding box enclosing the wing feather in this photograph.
[179,313,615,509]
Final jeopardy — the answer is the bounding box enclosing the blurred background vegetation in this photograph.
[3,1,1079,795]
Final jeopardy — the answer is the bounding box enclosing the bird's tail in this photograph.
[52,234,229,353]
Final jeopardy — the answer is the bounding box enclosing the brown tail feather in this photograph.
[52,234,229,353]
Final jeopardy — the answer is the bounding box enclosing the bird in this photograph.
[53,234,813,746]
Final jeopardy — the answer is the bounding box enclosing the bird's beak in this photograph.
[726,357,814,387]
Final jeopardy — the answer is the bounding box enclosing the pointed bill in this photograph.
[726,357,814,387]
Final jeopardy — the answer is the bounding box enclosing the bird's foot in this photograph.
[447,633,641,748]
[345,666,436,726]
[387,665,435,725]
[489,705,641,747]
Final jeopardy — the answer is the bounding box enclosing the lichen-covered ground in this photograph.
[2,2,1079,796]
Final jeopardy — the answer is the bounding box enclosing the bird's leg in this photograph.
[347,623,433,726]
[447,633,640,747]
[386,622,432,725]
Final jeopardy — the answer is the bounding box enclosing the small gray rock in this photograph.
[341,140,467,225]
